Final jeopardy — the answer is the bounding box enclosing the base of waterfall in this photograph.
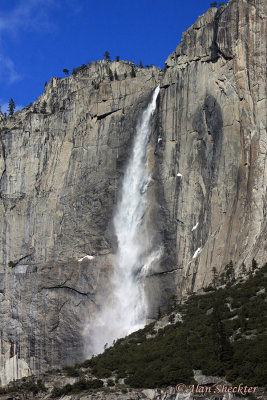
[86,86,161,356]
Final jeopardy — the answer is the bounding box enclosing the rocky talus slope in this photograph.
[0,0,266,385]
[1,264,266,399]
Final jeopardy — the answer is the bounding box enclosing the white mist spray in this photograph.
[88,86,160,355]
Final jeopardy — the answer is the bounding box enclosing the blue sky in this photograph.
[0,0,216,113]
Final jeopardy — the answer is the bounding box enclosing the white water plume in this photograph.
[88,86,160,355]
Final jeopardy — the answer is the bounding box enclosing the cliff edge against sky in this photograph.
[0,0,266,385]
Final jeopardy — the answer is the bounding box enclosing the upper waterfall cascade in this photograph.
[89,86,160,355]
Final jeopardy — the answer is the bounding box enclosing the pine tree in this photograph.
[211,301,233,369]
[210,1,217,7]
[139,60,144,68]
[251,258,258,272]
[225,261,235,285]
[130,65,136,78]
[104,51,110,61]
[8,98,16,116]
[116,56,120,62]
[63,68,69,77]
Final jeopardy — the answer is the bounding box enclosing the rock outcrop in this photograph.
[0,0,266,385]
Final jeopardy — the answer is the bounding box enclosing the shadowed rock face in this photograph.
[0,0,266,383]
[155,0,266,299]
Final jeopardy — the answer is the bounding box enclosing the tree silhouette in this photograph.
[116,56,120,62]
[63,69,69,76]
[130,65,136,78]
[104,51,110,61]
[211,301,233,369]
[139,60,144,68]
[210,1,217,7]
[8,98,16,116]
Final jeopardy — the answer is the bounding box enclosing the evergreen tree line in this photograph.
[62,51,147,80]
[0,98,16,118]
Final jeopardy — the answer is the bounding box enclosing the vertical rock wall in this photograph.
[0,0,266,384]
[151,0,266,298]
[0,61,161,383]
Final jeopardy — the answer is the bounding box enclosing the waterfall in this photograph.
[89,86,160,355]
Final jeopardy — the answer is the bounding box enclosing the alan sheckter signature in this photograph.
[176,383,259,396]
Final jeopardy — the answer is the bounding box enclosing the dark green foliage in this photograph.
[20,380,46,395]
[210,301,233,369]
[3,379,46,395]
[79,263,267,389]
[104,51,110,61]
[130,65,136,78]
[46,368,62,375]
[251,258,258,273]
[63,365,81,377]
[224,260,236,285]
[116,56,120,61]
[72,64,88,76]
[139,60,144,68]
[168,294,178,311]
[8,98,16,116]
[63,68,69,76]
[203,285,214,292]
[51,379,103,398]
[107,379,115,386]
[168,313,175,323]
[210,1,217,7]
[241,262,247,274]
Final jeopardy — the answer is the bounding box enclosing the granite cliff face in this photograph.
[0,0,266,385]
[0,61,162,384]
[153,0,267,297]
